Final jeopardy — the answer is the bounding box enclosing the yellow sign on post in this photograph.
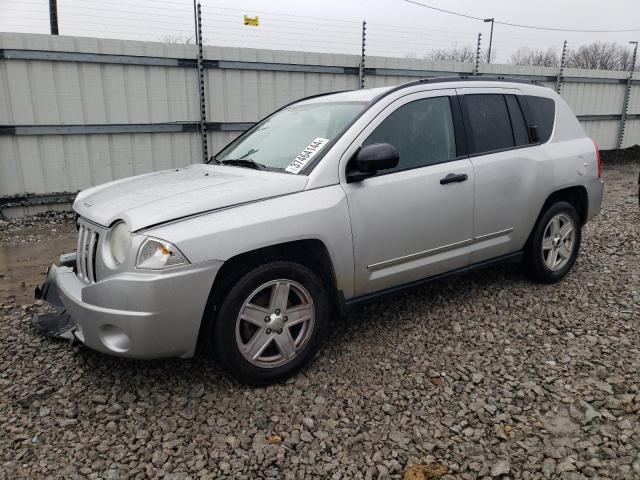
[244,15,259,27]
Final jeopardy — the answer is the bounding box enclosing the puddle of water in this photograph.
[0,225,77,305]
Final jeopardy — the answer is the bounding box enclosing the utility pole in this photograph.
[484,18,494,63]
[49,0,59,35]
[617,40,638,149]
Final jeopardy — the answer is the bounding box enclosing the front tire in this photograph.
[207,261,329,385]
[524,201,582,283]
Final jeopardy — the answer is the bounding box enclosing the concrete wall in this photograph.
[1,32,638,207]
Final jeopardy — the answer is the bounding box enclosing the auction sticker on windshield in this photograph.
[285,137,329,174]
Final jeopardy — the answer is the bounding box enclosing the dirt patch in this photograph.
[0,222,76,306]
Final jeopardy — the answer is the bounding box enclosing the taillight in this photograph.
[592,140,601,178]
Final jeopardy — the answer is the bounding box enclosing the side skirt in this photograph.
[344,251,524,310]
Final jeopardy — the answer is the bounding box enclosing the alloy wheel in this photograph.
[235,279,315,368]
[542,213,575,271]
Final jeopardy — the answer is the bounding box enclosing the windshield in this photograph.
[214,101,366,174]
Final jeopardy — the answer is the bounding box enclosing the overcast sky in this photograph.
[2,0,640,63]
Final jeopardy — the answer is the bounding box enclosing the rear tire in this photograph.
[206,261,329,386]
[524,201,581,283]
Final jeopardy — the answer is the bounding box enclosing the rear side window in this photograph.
[505,95,530,146]
[363,96,457,171]
[526,95,555,143]
[464,94,514,154]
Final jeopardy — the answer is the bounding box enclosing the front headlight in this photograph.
[136,237,189,270]
[107,221,130,265]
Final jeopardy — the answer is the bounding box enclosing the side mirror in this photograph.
[347,143,399,183]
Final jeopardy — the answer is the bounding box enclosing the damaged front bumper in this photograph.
[33,254,79,342]
[35,254,223,359]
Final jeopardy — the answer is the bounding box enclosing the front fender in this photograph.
[146,186,355,298]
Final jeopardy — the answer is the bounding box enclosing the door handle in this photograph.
[440,173,468,185]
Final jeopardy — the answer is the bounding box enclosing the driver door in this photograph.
[341,90,475,296]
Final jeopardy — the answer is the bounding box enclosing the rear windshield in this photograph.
[526,95,555,143]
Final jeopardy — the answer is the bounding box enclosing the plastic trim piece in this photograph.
[346,251,524,308]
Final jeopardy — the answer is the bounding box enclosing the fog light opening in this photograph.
[99,325,131,353]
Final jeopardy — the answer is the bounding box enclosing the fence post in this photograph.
[49,0,59,35]
[193,0,209,162]
[555,40,567,95]
[359,21,367,89]
[617,41,638,149]
[473,33,482,75]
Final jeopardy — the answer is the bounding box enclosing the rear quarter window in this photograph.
[526,95,555,143]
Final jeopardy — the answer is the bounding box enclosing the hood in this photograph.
[73,164,309,231]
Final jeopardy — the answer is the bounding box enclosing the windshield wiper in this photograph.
[219,158,267,171]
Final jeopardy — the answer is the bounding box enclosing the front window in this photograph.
[214,101,366,174]
[363,96,457,172]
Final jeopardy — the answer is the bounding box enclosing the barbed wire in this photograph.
[404,0,640,33]
[0,0,637,66]
[201,5,362,25]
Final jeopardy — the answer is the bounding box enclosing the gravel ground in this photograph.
[1,160,639,480]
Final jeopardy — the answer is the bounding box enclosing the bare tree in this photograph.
[566,41,630,70]
[509,47,559,68]
[509,42,638,71]
[403,46,485,63]
[619,48,638,72]
[426,46,478,63]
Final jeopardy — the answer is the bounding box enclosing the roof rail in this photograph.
[369,75,543,106]
[281,89,349,109]
[423,75,540,85]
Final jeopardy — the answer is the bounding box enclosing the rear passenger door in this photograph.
[457,88,553,264]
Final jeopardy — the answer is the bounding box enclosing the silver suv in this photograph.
[40,77,604,384]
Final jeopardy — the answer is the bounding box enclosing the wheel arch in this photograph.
[197,239,343,351]
[543,186,589,225]
[526,185,588,248]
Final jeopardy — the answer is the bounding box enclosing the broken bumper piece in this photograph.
[33,254,79,342]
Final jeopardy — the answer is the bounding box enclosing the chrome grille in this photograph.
[76,222,99,283]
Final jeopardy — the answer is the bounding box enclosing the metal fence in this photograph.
[0,27,639,215]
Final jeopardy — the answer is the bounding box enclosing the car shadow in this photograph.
[323,262,527,350]
[68,262,528,391]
